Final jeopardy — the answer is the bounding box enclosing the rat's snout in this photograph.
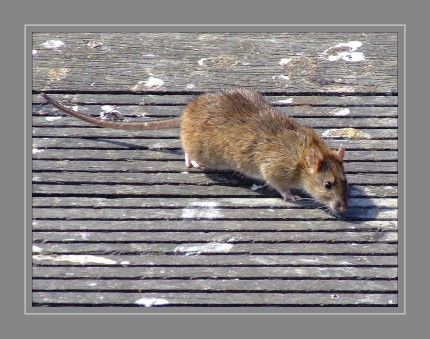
[333,200,347,213]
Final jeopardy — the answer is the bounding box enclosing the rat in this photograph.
[41,88,348,213]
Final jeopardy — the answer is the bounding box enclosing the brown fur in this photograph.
[42,88,348,212]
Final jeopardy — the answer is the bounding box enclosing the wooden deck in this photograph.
[31,32,398,308]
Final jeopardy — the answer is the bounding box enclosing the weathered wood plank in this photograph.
[32,172,398,185]
[32,242,397,255]
[32,197,398,208]
[31,206,398,221]
[31,127,397,140]
[32,291,398,306]
[31,137,398,151]
[31,254,397,266]
[33,266,397,280]
[33,230,397,243]
[33,137,398,155]
[32,160,399,174]
[33,192,397,222]
[32,184,398,199]
[31,149,398,161]
[32,32,397,93]
[31,219,398,232]
[33,103,398,118]
[32,93,398,108]
[32,116,398,131]
[32,278,398,293]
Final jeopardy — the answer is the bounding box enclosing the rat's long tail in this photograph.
[41,93,181,130]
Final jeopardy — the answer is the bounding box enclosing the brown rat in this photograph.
[41,88,348,213]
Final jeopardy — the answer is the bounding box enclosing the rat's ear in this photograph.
[336,144,345,160]
[306,148,322,173]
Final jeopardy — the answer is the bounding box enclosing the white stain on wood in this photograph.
[174,243,233,256]
[144,77,164,89]
[32,148,43,154]
[42,40,65,49]
[135,297,169,307]
[323,41,365,62]
[332,108,351,116]
[181,201,222,219]
[45,116,62,121]
[273,98,293,104]
[32,245,43,253]
[131,77,165,91]
[272,75,289,81]
[322,127,371,139]
[325,86,356,93]
[101,105,116,112]
[32,254,117,265]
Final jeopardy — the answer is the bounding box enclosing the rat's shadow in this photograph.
[91,139,385,221]
[204,169,384,221]
[203,168,320,208]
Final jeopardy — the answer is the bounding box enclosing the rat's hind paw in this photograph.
[278,189,302,202]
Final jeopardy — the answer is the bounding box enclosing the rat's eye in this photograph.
[324,181,333,189]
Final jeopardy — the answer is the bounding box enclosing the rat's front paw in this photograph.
[185,153,202,168]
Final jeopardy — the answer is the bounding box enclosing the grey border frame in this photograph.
[26,25,404,315]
